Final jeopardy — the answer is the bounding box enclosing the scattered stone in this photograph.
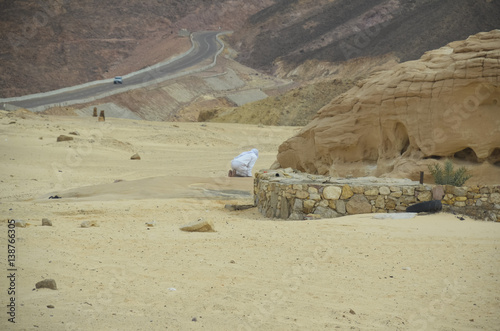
[180,218,215,232]
[80,221,99,228]
[336,200,346,214]
[130,153,141,160]
[346,195,372,214]
[92,107,98,117]
[42,218,52,226]
[375,196,385,208]
[145,221,156,227]
[56,135,73,142]
[349,309,356,315]
[322,186,342,200]
[314,206,340,218]
[308,187,318,194]
[417,191,433,201]
[340,185,354,199]
[364,188,379,196]
[48,195,61,199]
[36,279,57,290]
[432,185,445,200]
[69,131,80,136]
[402,266,411,271]
[47,305,55,309]
[385,199,397,210]
[14,219,27,228]
[379,186,391,195]
[490,193,500,204]
[402,187,415,196]
[453,187,467,197]
[303,200,316,213]
[390,191,403,198]
[98,110,105,122]
[296,190,309,199]
[230,260,236,264]
[352,186,365,194]
[289,211,305,220]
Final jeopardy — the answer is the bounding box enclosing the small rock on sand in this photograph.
[130,153,141,160]
[42,218,52,226]
[56,135,73,142]
[36,279,57,290]
[180,218,215,232]
[14,219,27,228]
[81,220,99,228]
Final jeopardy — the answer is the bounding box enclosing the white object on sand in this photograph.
[372,213,417,220]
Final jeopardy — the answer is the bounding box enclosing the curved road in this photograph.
[4,31,224,110]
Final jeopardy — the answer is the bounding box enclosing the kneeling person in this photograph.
[228,149,259,177]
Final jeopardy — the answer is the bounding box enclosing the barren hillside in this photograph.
[3,0,500,99]
[231,0,500,77]
[0,0,274,97]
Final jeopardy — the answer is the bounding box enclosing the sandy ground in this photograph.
[1,110,499,331]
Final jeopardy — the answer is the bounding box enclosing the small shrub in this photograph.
[428,160,472,186]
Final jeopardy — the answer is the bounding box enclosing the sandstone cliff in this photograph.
[275,30,500,184]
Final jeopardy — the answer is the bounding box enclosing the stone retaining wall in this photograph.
[254,169,500,222]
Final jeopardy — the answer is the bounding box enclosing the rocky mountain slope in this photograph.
[0,0,274,97]
[3,0,499,100]
[274,30,500,184]
[231,0,500,78]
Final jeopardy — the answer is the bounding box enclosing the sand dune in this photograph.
[1,110,499,330]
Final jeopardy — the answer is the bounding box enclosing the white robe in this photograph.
[231,149,258,177]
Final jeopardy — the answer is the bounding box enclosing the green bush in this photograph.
[428,160,472,186]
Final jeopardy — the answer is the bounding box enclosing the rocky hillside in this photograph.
[274,30,500,184]
[3,0,499,99]
[0,0,274,97]
[200,79,355,126]
[231,0,500,78]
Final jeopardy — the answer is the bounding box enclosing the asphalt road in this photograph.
[7,31,223,110]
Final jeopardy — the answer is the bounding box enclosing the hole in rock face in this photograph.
[454,147,479,163]
[394,123,410,155]
[400,138,410,155]
[424,155,442,160]
[489,148,500,166]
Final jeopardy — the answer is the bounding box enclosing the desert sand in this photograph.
[1,110,499,331]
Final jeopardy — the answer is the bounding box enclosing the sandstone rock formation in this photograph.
[275,30,500,183]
